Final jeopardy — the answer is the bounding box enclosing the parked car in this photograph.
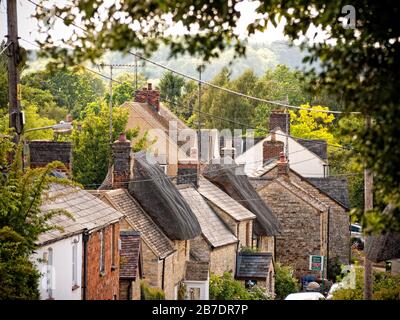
[285,292,326,300]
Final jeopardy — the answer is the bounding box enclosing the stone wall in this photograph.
[177,161,198,187]
[210,243,237,276]
[86,223,120,300]
[257,236,275,257]
[28,141,72,172]
[257,181,324,278]
[190,235,211,262]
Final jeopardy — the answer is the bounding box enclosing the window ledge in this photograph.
[111,265,117,271]
[72,284,80,291]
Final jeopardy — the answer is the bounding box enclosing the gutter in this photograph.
[82,228,89,300]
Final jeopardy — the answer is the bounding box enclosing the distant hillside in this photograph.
[26,40,314,82]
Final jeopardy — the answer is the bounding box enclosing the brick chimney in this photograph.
[112,133,132,188]
[177,159,198,187]
[134,82,160,112]
[277,151,289,176]
[263,131,284,163]
[269,110,290,134]
[28,141,72,174]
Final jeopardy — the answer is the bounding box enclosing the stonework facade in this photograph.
[85,223,120,300]
[28,141,72,173]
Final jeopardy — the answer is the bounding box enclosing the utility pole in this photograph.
[134,52,138,91]
[197,65,202,164]
[7,0,23,143]
[109,65,113,144]
[363,115,373,300]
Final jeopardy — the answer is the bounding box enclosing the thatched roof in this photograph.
[365,204,400,262]
[128,151,201,240]
[202,160,281,236]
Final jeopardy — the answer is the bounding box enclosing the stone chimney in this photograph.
[112,133,132,188]
[177,159,198,187]
[134,82,160,111]
[277,151,289,176]
[269,110,290,134]
[28,141,72,174]
[263,131,284,163]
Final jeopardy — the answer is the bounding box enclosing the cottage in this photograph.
[197,177,256,249]
[184,261,210,300]
[251,153,350,278]
[36,184,123,300]
[235,111,329,178]
[179,185,238,275]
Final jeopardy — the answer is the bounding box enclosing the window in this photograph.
[100,229,106,274]
[111,224,116,269]
[47,248,53,299]
[72,242,78,287]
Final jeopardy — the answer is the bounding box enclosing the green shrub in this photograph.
[274,263,300,300]
[140,281,165,300]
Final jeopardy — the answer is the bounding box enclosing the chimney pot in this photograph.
[277,151,288,175]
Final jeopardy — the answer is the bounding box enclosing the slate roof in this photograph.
[120,230,141,280]
[38,184,123,245]
[197,177,256,222]
[92,189,175,259]
[296,138,328,160]
[185,261,210,281]
[236,252,274,279]
[203,161,281,237]
[365,204,400,262]
[306,177,350,209]
[179,186,238,248]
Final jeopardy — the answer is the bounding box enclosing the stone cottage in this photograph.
[251,153,350,278]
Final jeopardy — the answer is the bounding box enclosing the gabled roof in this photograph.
[306,177,350,210]
[203,161,281,237]
[295,138,328,161]
[92,189,175,259]
[197,177,256,222]
[39,184,123,245]
[179,186,238,248]
[236,252,273,279]
[365,204,400,262]
[120,230,141,280]
[185,261,210,281]
[129,151,201,240]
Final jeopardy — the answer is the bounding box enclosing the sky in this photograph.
[0,0,326,50]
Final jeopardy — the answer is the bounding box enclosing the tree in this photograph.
[35,0,400,232]
[158,71,185,109]
[0,139,71,299]
[71,101,148,187]
[274,263,300,300]
[21,68,105,119]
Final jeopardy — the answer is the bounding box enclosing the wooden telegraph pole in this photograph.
[363,115,373,300]
[7,0,23,143]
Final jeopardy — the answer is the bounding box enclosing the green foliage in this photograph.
[140,281,165,300]
[177,282,187,300]
[71,101,148,187]
[333,267,400,300]
[274,263,300,300]
[158,71,185,106]
[0,139,72,299]
[209,272,270,300]
[240,246,259,254]
[21,68,104,118]
[105,81,134,107]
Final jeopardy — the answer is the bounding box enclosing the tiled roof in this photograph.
[185,261,210,281]
[306,177,350,209]
[236,253,273,279]
[179,187,238,248]
[120,230,141,280]
[198,177,255,221]
[93,189,175,259]
[38,184,123,245]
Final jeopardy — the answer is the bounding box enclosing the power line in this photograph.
[25,0,361,115]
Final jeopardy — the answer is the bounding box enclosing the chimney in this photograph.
[177,159,198,187]
[269,110,290,134]
[263,132,284,163]
[221,146,236,159]
[277,151,289,176]
[112,133,132,188]
[134,82,160,112]
[28,141,72,174]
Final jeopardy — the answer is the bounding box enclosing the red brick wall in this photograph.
[263,140,284,162]
[86,222,120,300]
